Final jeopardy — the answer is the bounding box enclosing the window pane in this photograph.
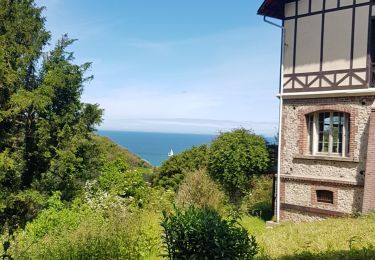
[318,112,330,153]
[313,111,349,156]
[308,114,314,154]
[332,112,344,154]
[316,190,334,204]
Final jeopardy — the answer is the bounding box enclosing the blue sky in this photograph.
[35,0,282,136]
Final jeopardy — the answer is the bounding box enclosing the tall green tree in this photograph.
[207,129,269,204]
[0,0,103,232]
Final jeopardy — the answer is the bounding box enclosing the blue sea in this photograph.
[98,131,217,166]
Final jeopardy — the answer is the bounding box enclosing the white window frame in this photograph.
[308,111,349,157]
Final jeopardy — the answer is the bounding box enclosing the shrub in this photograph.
[156,145,208,190]
[207,129,269,203]
[87,158,150,208]
[175,170,231,215]
[161,207,258,259]
[241,175,274,221]
[7,200,162,259]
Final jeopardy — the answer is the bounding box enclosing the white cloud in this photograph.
[99,118,277,136]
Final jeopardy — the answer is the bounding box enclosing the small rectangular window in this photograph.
[316,190,334,204]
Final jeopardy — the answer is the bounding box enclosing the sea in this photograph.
[98,130,276,166]
[98,130,217,166]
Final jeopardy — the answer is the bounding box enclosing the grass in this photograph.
[249,212,375,259]
[239,215,267,237]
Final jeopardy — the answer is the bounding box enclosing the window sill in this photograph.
[294,154,359,163]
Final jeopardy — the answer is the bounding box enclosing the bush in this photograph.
[175,170,231,215]
[161,207,258,259]
[156,145,208,190]
[207,129,269,202]
[85,158,150,209]
[241,175,274,221]
[7,198,162,259]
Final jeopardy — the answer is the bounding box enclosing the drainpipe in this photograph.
[263,16,284,223]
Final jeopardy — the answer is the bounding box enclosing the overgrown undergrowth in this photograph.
[254,212,375,259]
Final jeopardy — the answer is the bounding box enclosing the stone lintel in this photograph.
[280,174,364,187]
[281,203,349,217]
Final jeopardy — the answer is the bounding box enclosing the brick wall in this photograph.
[278,96,375,221]
[362,108,375,213]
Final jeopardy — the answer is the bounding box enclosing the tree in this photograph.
[156,144,208,190]
[0,0,103,232]
[207,129,269,203]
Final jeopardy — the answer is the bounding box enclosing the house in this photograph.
[258,0,375,222]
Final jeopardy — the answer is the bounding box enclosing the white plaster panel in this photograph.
[340,0,354,7]
[322,9,352,71]
[284,19,295,75]
[308,76,320,87]
[298,0,309,15]
[311,0,324,12]
[285,2,296,18]
[357,72,366,80]
[295,15,322,73]
[326,0,338,10]
[338,77,350,86]
[353,6,369,69]
[356,0,370,4]
[352,77,362,85]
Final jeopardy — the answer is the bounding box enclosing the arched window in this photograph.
[316,190,334,204]
[307,111,350,157]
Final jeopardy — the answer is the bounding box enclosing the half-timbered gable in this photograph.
[282,0,371,92]
[258,0,375,222]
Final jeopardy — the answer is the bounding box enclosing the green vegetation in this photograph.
[7,195,164,259]
[94,135,151,169]
[241,175,274,221]
[256,213,375,259]
[155,144,208,190]
[175,170,231,215]
[0,0,103,234]
[162,207,258,259]
[208,129,269,202]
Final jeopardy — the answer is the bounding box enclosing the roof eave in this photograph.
[257,0,285,20]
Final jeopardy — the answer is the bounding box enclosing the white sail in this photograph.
[168,149,174,157]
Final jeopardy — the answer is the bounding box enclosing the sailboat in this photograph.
[168,149,174,157]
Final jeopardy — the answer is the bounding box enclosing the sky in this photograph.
[35,0,282,136]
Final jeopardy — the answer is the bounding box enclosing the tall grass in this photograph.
[175,170,231,215]
[241,175,273,221]
[255,212,375,259]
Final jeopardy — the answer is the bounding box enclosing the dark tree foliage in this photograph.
[155,144,208,190]
[207,129,269,202]
[0,0,103,233]
[161,207,258,260]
